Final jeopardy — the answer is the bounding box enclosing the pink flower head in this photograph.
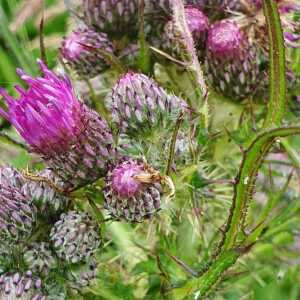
[207,20,245,60]
[0,60,85,155]
[61,30,88,61]
[185,6,209,41]
[111,160,144,199]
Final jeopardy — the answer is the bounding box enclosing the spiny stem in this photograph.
[172,127,300,299]
[263,0,286,128]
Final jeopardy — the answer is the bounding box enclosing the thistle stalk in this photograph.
[171,0,209,119]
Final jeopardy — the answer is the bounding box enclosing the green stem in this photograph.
[263,0,286,128]
[172,250,240,299]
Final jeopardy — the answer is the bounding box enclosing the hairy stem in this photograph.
[263,0,286,127]
[171,0,209,115]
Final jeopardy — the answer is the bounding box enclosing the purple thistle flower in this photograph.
[0,60,84,155]
[0,61,116,189]
[104,159,163,222]
[60,27,115,77]
[205,20,261,100]
[111,160,144,198]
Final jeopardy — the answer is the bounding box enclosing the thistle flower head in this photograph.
[106,72,184,134]
[83,0,139,37]
[104,159,163,222]
[111,161,144,199]
[205,20,262,100]
[0,177,36,242]
[0,60,84,156]
[184,6,209,41]
[60,27,114,77]
[24,243,57,276]
[50,211,101,264]
[0,61,116,189]
[0,271,45,300]
[207,20,245,60]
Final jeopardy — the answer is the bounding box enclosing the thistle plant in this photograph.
[0,0,300,299]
